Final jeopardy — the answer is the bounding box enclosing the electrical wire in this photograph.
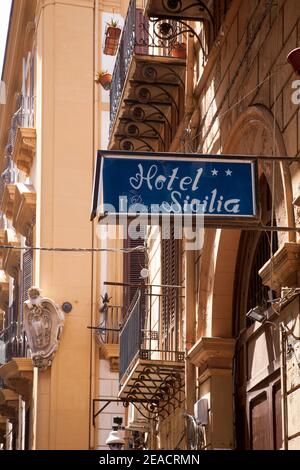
[0,244,146,253]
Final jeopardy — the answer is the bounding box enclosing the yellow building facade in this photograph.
[96,0,300,450]
[1,0,300,451]
[0,0,131,450]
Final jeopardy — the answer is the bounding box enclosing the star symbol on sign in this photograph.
[211,169,218,176]
[225,169,232,176]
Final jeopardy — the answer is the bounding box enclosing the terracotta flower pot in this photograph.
[170,43,186,59]
[103,26,122,56]
[287,47,300,74]
[96,73,112,90]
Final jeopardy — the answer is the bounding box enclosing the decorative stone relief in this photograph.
[12,128,36,175]
[12,183,36,244]
[23,287,64,370]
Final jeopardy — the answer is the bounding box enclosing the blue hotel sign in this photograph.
[91,151,257,222]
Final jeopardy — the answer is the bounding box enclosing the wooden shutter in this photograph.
[123,235,145,310]
[21,250,33,305]
[273,382,283,450]
[161,226,180,351]
[20,250,33,358]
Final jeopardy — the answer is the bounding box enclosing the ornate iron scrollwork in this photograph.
[135,16,207,57]
[161,0,214,26]
[118,136,155,152]
[125,365,185,420]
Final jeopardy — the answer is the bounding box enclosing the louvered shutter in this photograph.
[22,250,33,305]
[161,226,180,351]
[20,250,33,358]
[123,233,145,309]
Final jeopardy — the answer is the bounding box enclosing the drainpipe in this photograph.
[280,323,288,450]
[185,249,196,416]
[184,29,197,417]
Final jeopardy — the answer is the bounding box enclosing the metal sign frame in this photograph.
[90,150,300,231]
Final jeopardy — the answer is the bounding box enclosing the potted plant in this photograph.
[103,18,122,56]
[95,71,112,90]
[170,42,186,59]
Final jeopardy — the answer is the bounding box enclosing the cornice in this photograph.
[2,228,21,279]
[0,358,33,402]
[0,270,9,310]
[12,127,36,175]
[187,337,235,374]
[12,183,36,240]
[259,243,300,291]
[35,0,95,27]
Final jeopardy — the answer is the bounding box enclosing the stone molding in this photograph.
[98,343,119,372]
[1,228,21,279]
[259,243,300,292]
[0,270,9,310]
[0,309,4,330]
[12,183,36,241]
[0,184,16,220]
[12,128,36,175]
[0,389,19,420]
[187,337,235,378]
[0,358,33,402]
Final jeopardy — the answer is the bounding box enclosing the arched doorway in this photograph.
[197,105,294,449]
[234,175,281,449]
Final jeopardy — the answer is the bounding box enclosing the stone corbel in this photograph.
[24,287,65,370]
[0,358,33,402]
[0,184,16,220]
[187,337,235,381]
[0,309,4,330]
[109,357,119,373]
[0,270,9,310]
[12,128,36,175]
[0,417,6,446]
[12,183,36,241]
[259,242,300,292]
[0,416,6,431]
[0,389,19,420]
[2,229,21,279]
[98,341,119,372]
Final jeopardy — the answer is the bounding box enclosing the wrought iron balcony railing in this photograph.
[0,323,28,365]
[0,94,35,205]
[110,0,187,132]
[119,288,184,383]
[97,305,124,345]
[6,94,35,157]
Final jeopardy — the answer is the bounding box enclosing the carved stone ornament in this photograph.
[23,287,65,370]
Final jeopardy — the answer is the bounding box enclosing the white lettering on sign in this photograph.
[128,163,240,214]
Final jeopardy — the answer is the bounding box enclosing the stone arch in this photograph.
[199,105,294,338]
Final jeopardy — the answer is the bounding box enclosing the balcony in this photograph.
[0,322,27,366]
[0,94,35,214]
[97,303,124,372]
[109,0,186,152]
[1,229,21,279]
[118,288,184,418]
[144,0,214,22]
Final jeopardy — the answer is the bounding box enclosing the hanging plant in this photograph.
[95,71,112,90]
[103,19,122,56]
